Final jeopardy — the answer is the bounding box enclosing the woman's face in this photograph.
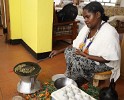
[83,9,99,29]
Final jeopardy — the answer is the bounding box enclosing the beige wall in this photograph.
[120,0,124,7]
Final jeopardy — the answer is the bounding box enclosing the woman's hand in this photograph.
[49,50,59,58]
[49,45,72,58]
[75,49,87,57]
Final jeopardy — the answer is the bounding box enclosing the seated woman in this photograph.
[49,1,121,84]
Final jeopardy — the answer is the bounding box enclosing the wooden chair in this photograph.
[116,20,124,34]
[93,71,112,87]
[53,5,80,44]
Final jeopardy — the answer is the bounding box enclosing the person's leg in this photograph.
[64,47,75,78]
[64,47,95,81]
[64,47,113,82]
[94,63,113,73]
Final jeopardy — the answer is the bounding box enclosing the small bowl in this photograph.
[52,74,66,81]
[54,77,77,89]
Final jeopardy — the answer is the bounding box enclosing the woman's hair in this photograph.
[83,1,109,22]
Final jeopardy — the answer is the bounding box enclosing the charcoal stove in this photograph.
[13,62,41,94]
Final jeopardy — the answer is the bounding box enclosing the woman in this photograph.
[50,1,120,83]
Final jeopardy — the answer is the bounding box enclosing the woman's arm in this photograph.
[75,49,110,63]
[49,45,72,58]
[86,54,110,63]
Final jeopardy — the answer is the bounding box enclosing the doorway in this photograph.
[0,0,10,42]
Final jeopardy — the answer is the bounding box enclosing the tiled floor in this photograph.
[0,28,124,100]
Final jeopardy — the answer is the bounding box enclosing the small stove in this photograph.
[13,62,41,94]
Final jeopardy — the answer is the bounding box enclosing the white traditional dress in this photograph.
[72,21,121,81]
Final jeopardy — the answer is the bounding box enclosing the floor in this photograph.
[0,28,124,100]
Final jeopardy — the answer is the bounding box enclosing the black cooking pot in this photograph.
[13,61,41,76]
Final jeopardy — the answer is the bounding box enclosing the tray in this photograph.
[51,84,96,100]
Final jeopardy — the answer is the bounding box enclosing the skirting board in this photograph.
[9,39,50,60]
